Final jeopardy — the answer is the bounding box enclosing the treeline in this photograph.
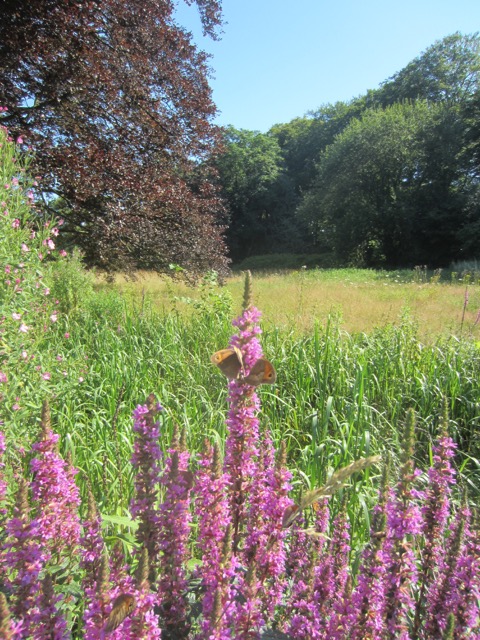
[215,33,480,269]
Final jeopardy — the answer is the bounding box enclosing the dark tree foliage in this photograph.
[0,0,229,276]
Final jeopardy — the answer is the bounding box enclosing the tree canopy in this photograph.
[0,0,229,276]
[217,32,480,268]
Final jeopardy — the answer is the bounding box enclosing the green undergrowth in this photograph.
[2,280,479,551]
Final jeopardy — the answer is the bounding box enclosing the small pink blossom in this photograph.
[59,249,67,257]
[19,323,30,333]
[12,177,19,186]
[11,218,20,229]
[52,227,59,237]
[12,312,21,320]
[12,403,20,411]
[21,243,29,252]
[21,351,28,360]
[44,288,50,296]
[62,371,67,377]
[38,252,43,261]
[56,355,63,362]
[30,230,36,239]
[58,218,64,226]
[64,332,70,339]
[50,312,58,323]
[41,372,51,381]
[47,238,55,250]
[78,377,84,383]
[4,265,11,274]
[16,136,23,144]
[0,371,7,383]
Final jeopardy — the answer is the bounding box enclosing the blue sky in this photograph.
[175,0,480,132]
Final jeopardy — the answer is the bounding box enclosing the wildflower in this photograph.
[11,218,20,229]
[78,376,84,383]
[64,332,70,339]
[59,249,67,257]
[130,396,164,573]
[0,372,7,383]
[44,288,50,296]
[4,265,10,274]
[21,243,29,252]
[50,312,58,323]
[41,372,51,381]
[12,312,21,320]
[19,323,30,333]
[16,136,23,144]
[11,177,19,186]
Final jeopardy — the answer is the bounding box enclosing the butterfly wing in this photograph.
[243,359,276,386]
[211,347,243,379]
[104,593,136,633]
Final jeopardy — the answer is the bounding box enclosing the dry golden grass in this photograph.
[99,269,480,339]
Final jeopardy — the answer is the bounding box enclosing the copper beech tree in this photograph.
[0,0,229,275]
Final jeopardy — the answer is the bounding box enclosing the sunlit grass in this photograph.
[101,268,480,339]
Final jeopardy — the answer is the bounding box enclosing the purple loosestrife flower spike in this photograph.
[242,438,292,621]
[349,459,391,640]
[320,501,351,635]
[157,440,193,639]
[31,573,68,639]
[81,487,105,594]
[223,302,264,548]
[30,400,82,556]
[383,410,423,637]
[0,430,7,521]
[130,394,164,579]
[194,441,235,639]
[127,548,161,639]
[413,402,457,637]
[2,477,46,636]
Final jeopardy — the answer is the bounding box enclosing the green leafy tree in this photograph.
[215,127,300,261]
[298,102,470,267]
[378,32,480,105]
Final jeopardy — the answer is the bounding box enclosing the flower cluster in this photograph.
[0,286,478,638]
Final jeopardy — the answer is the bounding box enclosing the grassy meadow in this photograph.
[4,265,480,524]
[110,267,480,337]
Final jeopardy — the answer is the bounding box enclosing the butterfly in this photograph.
[104,593,136,634]
[211,347,276,385]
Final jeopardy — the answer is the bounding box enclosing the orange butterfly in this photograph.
[211,347,276,385]
[104,593,136,634]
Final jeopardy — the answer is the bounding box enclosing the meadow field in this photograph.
[2,250,480,635]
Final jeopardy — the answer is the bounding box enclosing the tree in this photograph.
[215,127,301,261]
[378,32,480,105]
[298,102,470,267]
[0,0,229,276]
